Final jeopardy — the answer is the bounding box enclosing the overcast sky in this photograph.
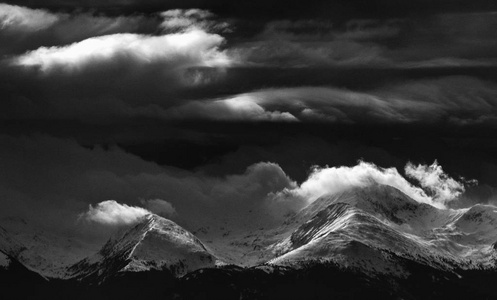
[1,0,497,240]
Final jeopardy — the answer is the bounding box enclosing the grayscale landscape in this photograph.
[2,0,497,299]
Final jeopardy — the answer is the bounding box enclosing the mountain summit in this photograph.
[69,214,218,283]
[269,184,497,275]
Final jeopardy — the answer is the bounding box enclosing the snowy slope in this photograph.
[0,217,98,278]
[454,204,497,243]
[270,202,446,276]
[267,184,497,276]
[69,214,218,283]
[0,225,26,258]
[2,184,497,283]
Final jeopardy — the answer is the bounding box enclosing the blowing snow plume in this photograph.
[279,160,477,209]
[405,160,477,205]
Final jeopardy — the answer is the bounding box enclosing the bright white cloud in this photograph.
[0,3,60,32]
[13,29,231,72]
[405,160,476,204]
[287,161,437,207]
[141,199,177,217]
[79,200,150,226]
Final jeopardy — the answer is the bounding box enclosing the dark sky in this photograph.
[1,0,497,236]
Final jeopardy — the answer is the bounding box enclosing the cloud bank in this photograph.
[1,2,497,244]
[141,199,177,217]
[165,77,497,125]
[2,5,497,127]
[0,134,485,243]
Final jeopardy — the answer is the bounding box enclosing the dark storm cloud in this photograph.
[0,29,231,123]
[3,53,497,126]
[390,12,497,65]
[3,4,497,128]
[2,1,497,232]
[0,134,301,239]
[231,13,497,69]
[232,18,402,68]
[0,134,483,238]
[162,76,497,126]
[0,5,241,124]
[4,0,497,20]
[0,133,488,245]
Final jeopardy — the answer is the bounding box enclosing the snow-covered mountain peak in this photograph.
[0,217,97,278]
[267,184,497,276]
[454,204,497,243]
[292,184,462,234]
[69,214,217,282]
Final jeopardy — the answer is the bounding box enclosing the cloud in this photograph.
[79,200,150,225]
[0,3,59,32]
[257,19,335,41]
[165,95,298,122]
[274,159,481,209]
[0,133,492,244]
[2,65,497,126]
[218,162,297,202]
[166,76,497,125]
[282,161,437,207]
[13,29,230,73]
[141,199,177,217]
[405,160,477,204]
[199,136,404,183]
[257,18,402,42]
[234,39,388,68]
[3,6,497,127]
[0,27,233,124]
[230,18,399,68]
[197,162,300,224]
[232,14,497,69]
[160,9,229,33]
[0,4,161,56]
[393,12,497,63]
[374,76,497,125]
[0,134,300,236]
[339,19,402,41]
[4,71,496,126]
[162,87,401,123]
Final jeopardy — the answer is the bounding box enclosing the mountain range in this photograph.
[2,183,497,299]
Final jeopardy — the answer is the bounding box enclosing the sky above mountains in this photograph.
[1,0,497,241]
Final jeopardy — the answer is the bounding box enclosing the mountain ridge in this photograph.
[68,214,218,283]
[2,183,497,297]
